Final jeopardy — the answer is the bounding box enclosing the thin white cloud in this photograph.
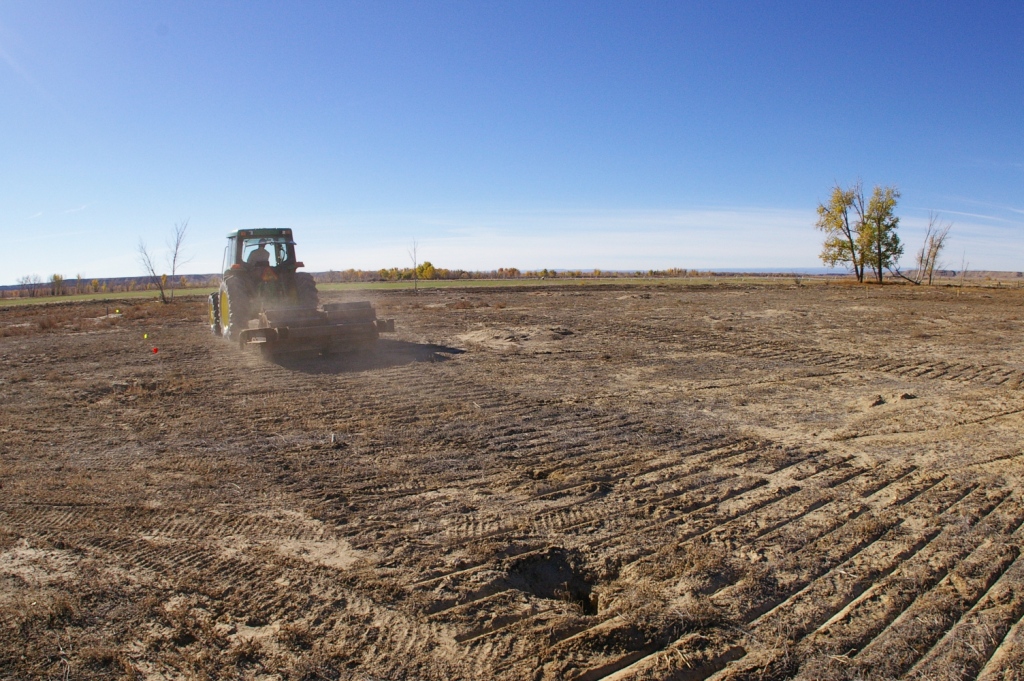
[28,211,43,219]
[921,209,1012,224]
[63,204,88,214]
[937,196,1024,217]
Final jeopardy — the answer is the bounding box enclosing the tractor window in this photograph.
[242,238,292,267]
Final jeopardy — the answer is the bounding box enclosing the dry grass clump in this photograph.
[794,653,877,680]
[6,591,81,635]
[278,621,314,650]
[157,599,227,650]
[120,299,204,322]
[0,527,18,551]
[607,579,730,637]
[79,645,137,675]
[8,369,32,382]
[228,636,264,666]
[0,323,33,337]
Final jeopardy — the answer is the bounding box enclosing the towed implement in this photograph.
[208,228,393,355]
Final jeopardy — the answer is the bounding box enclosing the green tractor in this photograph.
[208,228,393,354]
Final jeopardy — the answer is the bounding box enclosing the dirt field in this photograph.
[2,282,1024,680]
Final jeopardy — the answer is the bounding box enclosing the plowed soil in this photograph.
[2,282,1024,680]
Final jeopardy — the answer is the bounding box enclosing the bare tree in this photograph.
[890,212,953,285]
[919,212,952,285]
[408,239,418,293]
[138,239,168,304]
[138,220,192,304]
[957,251,969,296]
[166,219,191,300]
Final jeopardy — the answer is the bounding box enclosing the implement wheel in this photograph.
[219,275,251,341]
[208,293,221,336]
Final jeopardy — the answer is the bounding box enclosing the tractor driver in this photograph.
[247,240,272,268]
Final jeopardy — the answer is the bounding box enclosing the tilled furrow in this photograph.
[787,486,1017,671]
[907,549,1024,679]
[854,539,1020,678]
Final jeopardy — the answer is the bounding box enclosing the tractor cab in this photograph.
[223,228,302,274]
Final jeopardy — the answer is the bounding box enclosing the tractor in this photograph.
[208,228,393,354]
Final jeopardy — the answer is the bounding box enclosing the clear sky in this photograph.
[2,1,1022,284]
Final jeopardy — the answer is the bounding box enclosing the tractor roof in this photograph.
[228,228,294,241]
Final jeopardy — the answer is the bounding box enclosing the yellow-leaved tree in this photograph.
[815,183,864,282]
[816,182,902,283]
[858,185,902,283]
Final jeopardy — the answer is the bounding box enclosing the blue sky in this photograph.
[2,1,1022,283]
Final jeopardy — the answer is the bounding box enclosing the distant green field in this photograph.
[1,275,837,307]
[0,289,202,307]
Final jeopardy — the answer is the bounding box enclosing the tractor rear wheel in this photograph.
[295,272,318,309]
[219,276,251,341]
[208,293,221,335]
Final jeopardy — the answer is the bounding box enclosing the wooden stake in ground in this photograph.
[409,239,419,293]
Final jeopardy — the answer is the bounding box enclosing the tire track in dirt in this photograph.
[431,463,939,678]
[648,330,1024,391]
[553,472,966,680]
[699,484,1023,680]
[585,477,1007,679]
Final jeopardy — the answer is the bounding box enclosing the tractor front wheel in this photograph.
[219,276,251,341]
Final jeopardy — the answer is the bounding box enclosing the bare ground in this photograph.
[2,281,1024,680]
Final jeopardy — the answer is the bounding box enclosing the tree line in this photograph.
[316,266,715,283]
[4,274,204,299]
